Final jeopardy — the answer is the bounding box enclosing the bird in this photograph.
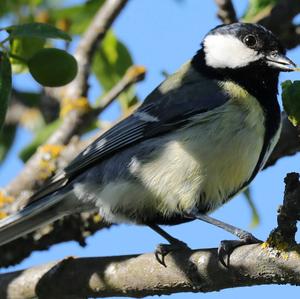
[0,22,296,266]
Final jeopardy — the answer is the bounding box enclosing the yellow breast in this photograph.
[136,81,266,215]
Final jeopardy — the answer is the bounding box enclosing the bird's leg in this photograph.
[148,224,190,267]
[185,211,261,267]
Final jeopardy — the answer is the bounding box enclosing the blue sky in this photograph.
[1,0,300,298]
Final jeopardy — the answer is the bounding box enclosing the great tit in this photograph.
[0,23,296,266]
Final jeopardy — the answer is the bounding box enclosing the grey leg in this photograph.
[186,211,261,267]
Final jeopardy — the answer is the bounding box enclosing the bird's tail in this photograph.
[0,190,71,246]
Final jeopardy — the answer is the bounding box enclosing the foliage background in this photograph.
[0,0,300,298]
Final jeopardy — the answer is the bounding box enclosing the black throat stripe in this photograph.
[191,49,281,195]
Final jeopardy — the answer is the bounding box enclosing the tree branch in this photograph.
[1,243,300,299]
[250,0,300,49]
[66,0,129,99]
[214,0,238,24]
[2,0,130,201]
[2,172,300,298]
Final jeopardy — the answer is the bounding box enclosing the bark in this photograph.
[1,244,300,299]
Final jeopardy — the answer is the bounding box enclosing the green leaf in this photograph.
[244,0,278,21]
[9,37,45,73]
[243,187,260,228]
[0,52,12,130]
[19,119,62,162]
[93,30,137,111]
[28,48,78,87]
[0,124,17,163]
[282,80,300,126]
[4,23,71,41]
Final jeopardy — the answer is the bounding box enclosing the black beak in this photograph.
[265,52,297,72]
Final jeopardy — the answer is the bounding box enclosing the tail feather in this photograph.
[0,191,69,246]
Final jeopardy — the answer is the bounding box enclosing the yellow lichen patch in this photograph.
[125,65,146,82]
[37,144,65,179]
[0,211,8,219]
[38,159,56,180]
[92,214,102,223]
[0,191,14,208]
[261,232,297,260]
[39,144,65,158]
[60,97,91,118]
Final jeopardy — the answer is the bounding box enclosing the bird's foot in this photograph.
[155,240,189,267]
[218,232,261,268]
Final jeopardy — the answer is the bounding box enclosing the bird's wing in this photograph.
[65,73,228,177]
[30,65,229,202]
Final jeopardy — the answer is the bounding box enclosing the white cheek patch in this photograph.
[204,34,263,69]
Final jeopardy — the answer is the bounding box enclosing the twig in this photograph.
[214,0,237,24]
[1,243,300,298]
[94,65,146,114]
[67,0,129,100]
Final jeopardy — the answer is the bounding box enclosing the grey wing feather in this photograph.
[31,63,229,201]
[65,64,229,177]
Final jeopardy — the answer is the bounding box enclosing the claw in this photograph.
[218,236,262,268]
[154,241,189,267]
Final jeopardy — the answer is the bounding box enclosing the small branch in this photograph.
[249,0,300,49]
[66,0,129,100]
[1,244,300,299]
[94,65,146,114]
[267,172,300,246]
[214,0,238,24]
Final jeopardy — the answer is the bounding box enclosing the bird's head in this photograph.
[201,23,296,72]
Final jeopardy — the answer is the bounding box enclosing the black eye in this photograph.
[243,35,257,48]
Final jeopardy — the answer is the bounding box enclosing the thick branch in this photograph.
[214,0,238,24]
[1,244,300,299]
